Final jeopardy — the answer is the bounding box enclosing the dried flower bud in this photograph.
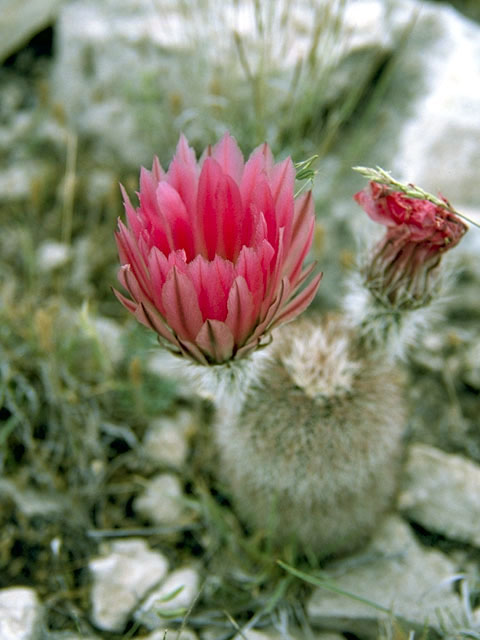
[354,181,468,308]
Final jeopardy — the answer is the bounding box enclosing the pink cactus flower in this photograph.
[354,181,468,307]
[354,181,467,250]
[114,133,322,365]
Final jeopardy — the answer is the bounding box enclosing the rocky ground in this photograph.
[1,1,480,639]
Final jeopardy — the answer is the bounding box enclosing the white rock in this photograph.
[0,0,62,62]
[134,473,186,525]
[89,538,169,632]
[37,241,72,272]
[48,635,100,640]
[0,163,47,202]
[0,478,66,517]
[391,1,480,209]
[233,631,279,640]
[51,0,411,167]
[398,444,480,547]
[0,587,42,640]
[144,629,198,640]
[231,630,343,640]
[136,566,200,629]
[463,338,480,390]
[143,411,197,468]
[92,316,124,366]
[307,516,463,637]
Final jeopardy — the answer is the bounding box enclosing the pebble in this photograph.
[136,566,200,629]
[307,515,463,637]
[0,0,62,62]
[0,587,43,640]
[134,473,186,525]
[89,538,169,632]
[143,630,199,640]
[398,443,480,547]
[143,411,196,468]
[37,241,72,272]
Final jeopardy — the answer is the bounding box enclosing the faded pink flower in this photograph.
[354,181,468,307]
[354,181,467,250]
[114,133,322,365]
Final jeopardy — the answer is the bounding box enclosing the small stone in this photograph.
[232,631,280,640]
[0,0,62,62]
[307,516,462,637]
[48,635,100,640]
[0,587,43,640]
[231,629,339,640]
[463,339,480,390]
[136,566,200,629]
[92,316,124,365]
[143,412,197,468]
[143,630,198,640]
[89,538,169,632]
[37,241,72,272]
[398,444,480,547]
[134,473,186,525]
[0,164,47,202]
[392,2,480,209]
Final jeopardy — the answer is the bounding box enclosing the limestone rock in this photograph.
[0,0,62,62]
[233,631,281,640]
[134,473,186,526]
[391,2,480,209]
[89,538,169,632]
[143,411,197,468]
[136,566,200,629]
[0,587,43,640]
[51,0,412,168]
[307,516,462,637]
[37,241,72,272]
[398,444,480,547]
[231,630,346,640]
[144,630,198,640]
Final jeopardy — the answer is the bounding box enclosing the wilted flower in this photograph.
[114,133,321,365]
[354,181,468,307]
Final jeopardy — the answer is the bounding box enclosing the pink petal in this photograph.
[225,276,256,345]
[195,319,234,363]
[188,255,233,321]
[244,277,289,348]
[240,142,274,205]
[167,134,199,223]
[156,182,195,260]
[176,338,210,365]
[248,178,278,250]
[196,157,223,260]
[120,184,143,239]
[236,245,267,312]
[161,266,203,342]
[282,191,315,282]
[212,132,245,183]
[289,260,318,293]
[136,302,181,348]
[118,264,151,305]
[215,173,244,262]
[139,166,161,219]
[261,227,286,316]
[152,155,165,182]
[112,286,137,314]
[269,156,295,242]
[115,220,151,291]
[270,272,323,329]
[146,247,171,313]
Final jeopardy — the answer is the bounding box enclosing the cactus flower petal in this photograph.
[114,133,321,364]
